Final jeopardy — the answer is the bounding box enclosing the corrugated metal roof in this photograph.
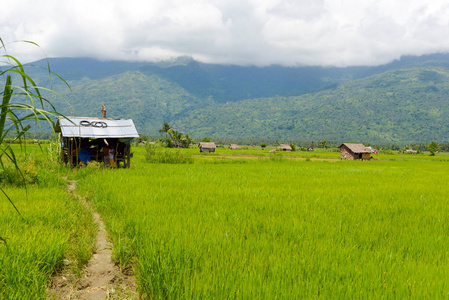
[56,117,139,138]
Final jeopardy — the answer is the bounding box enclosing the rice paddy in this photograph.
[0,187,96,299]
[77,148,449,298]
[2,145,449,298]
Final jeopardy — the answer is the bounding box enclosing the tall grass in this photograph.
[76,154,449,298]
[0,186,96,299]
[0,144,96,299]
[145,144,193,164]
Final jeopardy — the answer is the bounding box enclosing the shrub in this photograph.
[0,158,38,186]
[145,144,193,164]
[269,152,285,162]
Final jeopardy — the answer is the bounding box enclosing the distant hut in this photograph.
[277,144,292,151]
[55,105,139,168]
[307,146,314,151]
[406,149,417,154]
[338,143,372,160]
[171,141,183,148]
[199,142,217,153]
[229,144,239,150]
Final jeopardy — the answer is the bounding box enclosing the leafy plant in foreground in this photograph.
[0,38,70,240]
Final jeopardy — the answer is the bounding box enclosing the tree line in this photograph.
[148,126,447,156]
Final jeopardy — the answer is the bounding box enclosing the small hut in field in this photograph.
[229,144,239,150]
[338,143,372,160]
[55,105,139,168]
[277,144,292,151]
[198,142,216,153]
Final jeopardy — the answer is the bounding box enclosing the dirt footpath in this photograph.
[48,181,137,299]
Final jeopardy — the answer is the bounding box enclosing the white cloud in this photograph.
[2,0,449,66]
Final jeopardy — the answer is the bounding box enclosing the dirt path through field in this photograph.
[48,180,137,299]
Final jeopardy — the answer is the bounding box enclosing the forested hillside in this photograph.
[173,68,449,144]
[24,54,449,144]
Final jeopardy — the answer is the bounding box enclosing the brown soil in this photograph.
[48,180,138,299]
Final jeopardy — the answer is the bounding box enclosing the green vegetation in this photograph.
[174,67,449,144]
[4,43,449,298]
[0,40,70,214]
[159,122,171,140]
[2,144,449,298]
[320,140,328,149]
[23,54,449,144]
[0,145,96,299]
[145,142,193,164]
[157,122,195,148]
[427,141,440,156]
[72,147,449,298]
[0,40,94,299]
[0,186,95,299]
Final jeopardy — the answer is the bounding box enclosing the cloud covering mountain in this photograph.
[2,0,449,66]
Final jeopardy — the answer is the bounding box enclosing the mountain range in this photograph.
[23,53,449,144]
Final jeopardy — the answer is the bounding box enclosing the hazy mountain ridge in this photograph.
[23,54,449,143]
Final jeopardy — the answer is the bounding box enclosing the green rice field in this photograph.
[2,144,449,298]
[78,147,449,298]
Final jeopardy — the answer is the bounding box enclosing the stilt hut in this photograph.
[55,107,139,168]
[338,143,371,160]
[198,142,216,153]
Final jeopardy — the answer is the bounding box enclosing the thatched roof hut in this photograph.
[277,144,292,151]
[198,142,217,153]
[229,144,239,150]
[338,143,372,160]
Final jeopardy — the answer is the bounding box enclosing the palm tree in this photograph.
[159,122,171,139]
[182,134,194,148]
[171,130,184,147]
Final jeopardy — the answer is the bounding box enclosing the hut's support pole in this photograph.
[69,138,73,168]
[75,138,80,167]
[114,144,118,169]
[126,145,131,168]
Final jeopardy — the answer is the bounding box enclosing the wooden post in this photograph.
[75,137,80,167]
[69,138,73,168]
[101,104,106,119]
[114,144,118,169]
[126,145,131,168]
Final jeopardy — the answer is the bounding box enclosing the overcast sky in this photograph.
[2,0,449,67]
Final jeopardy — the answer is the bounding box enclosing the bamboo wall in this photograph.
[339,145,371,160]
